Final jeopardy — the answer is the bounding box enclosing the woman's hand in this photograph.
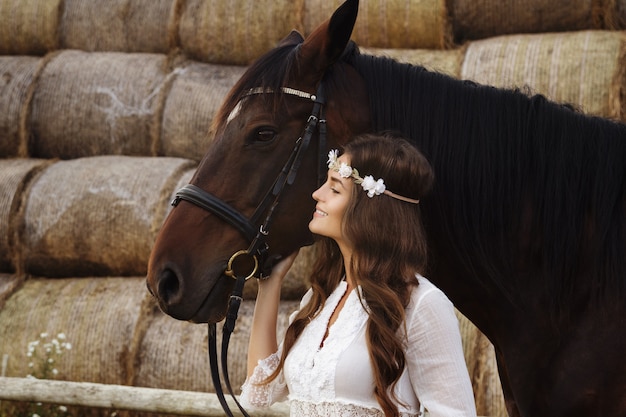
[259,249,300,289]
[265,250,300,284]
[247,249,299,377]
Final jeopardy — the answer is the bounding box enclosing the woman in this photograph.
[241,133,477,417]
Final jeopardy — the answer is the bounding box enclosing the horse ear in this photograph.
[277,30,305,47]
[298,0,359,78]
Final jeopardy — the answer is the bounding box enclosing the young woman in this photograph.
[241,133,477,417]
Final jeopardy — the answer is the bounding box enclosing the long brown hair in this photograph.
[270,132,434,416]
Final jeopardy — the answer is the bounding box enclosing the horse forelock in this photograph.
[344,49,626,315]
[212,43,303,135]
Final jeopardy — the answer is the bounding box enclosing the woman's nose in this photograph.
[312,186,322,201]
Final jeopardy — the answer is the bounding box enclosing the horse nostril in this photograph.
[157,268,181,305]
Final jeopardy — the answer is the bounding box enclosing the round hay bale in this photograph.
[0,277,147,385]
[135,299,299,393]
[461,31,626,120]
[160,62,246,160]
[29,51,170,159]
[59,0,178,54]
[18,156,195,277]
[455,310,507,417]
[178,0,305,65]
[450,0,599,42]
[618,0,626,28]
[605,0,626,29]
[362,46,465,78]
[0,274,24,310]
[304,0,451,49]
[0,159,49,273]
[0,0,61,55]
[0,57,44,158]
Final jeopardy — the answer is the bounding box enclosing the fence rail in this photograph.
[0,377,290,416]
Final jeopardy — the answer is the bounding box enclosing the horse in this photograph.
[146,0,626,415]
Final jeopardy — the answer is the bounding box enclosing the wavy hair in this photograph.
[269,132,434,416]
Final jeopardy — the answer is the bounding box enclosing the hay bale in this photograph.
[0,57,44,158]
[605,0,626,29]
[455,310,507,417]
[461,31,626,120]
[29,51,170,159]
[18,156,195,277]
[0,0,61,55]
[0,159,50,273]
[178,0,305,65]
[450,0,599,42]
[59,0,178,54]
[304,0,451,49]
[160,62,246,160]
[0,274,24,310]
[135,299,299,393]
[362,46,465,78]
[0,277,147,385]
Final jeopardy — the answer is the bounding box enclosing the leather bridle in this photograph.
[170,82,328,416]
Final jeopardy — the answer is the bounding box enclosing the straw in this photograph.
[461,31,626,120]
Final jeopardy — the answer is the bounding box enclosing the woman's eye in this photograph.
[256,129,276,142]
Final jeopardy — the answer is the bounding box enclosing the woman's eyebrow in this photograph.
[330,175,347,189]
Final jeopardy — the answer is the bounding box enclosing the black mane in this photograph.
[345,43,626,313]
[216,38,626,314]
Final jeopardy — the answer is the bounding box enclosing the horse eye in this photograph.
[256,128,277,142]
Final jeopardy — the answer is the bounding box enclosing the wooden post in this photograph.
[0,377,290,416]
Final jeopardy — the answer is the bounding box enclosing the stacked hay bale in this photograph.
[0,1,625,417]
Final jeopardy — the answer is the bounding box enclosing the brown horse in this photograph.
[147,1,626,416]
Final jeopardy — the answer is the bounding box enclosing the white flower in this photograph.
[327,149,338,166]
[57,333,66,340]
[58,406,67,412]
[40,333,48,339]
[64,343,72,350]
[361,175,386,198]
[338,162,353,178]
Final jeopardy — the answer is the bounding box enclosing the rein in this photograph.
[170,82,327,416]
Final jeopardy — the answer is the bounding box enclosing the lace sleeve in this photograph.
[240,349,289,408]
[240,289,312,408]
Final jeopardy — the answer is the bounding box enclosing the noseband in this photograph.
[170,82,328,417]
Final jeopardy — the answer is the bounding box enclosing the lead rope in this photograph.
[208,270,249,417]
[208,82,326,417]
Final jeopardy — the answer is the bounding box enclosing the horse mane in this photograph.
[212,42,301,133]
[344,43,626,314]
[213,38,626,315]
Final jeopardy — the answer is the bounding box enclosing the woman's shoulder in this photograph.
[408,274,455,313]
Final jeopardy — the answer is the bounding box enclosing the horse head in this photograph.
[147,0,369,323]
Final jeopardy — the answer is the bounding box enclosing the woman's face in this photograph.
[309,154,353,247]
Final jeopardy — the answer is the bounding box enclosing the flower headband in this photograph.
[327,150,420,204]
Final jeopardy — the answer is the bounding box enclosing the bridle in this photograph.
[170,81,328,416]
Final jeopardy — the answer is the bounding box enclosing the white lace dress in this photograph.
[240,275,477,417]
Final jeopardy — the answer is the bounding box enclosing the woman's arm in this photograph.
[405,283,477,417]
[247,251,299,377]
